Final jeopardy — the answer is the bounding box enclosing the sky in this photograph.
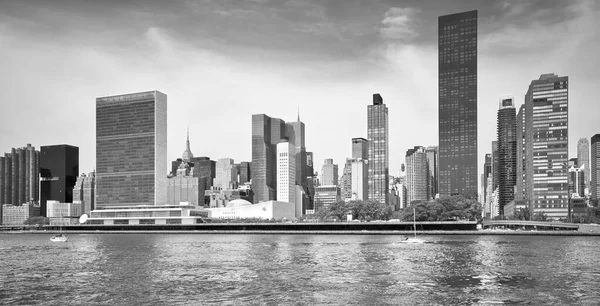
[0,0,599,193]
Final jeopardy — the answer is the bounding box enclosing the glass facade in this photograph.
[497,97,517,216]
[251,114,306,204]
[438,10,478,198]
[40,145,79,217]
[96,91,167,208]
[367,94,389,204]
[525,74,569,219]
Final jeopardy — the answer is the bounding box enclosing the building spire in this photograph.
[297,105,300,122]
[182,127,194,162]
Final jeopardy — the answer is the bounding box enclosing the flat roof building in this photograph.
[96,91,167,208]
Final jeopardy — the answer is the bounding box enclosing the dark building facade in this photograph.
[251,114,307,204]
[483,153,492,203]
[591,134,600,206]
[0,144,39,207]
[426,146,438,199]
[497,97,517,216]
[438,10,478,198]
[238,162,251,184]
[96,91,167,208]
[40,145,79,217]
[367,93,389,204]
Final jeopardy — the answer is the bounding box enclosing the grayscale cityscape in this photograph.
[1,0,599,305]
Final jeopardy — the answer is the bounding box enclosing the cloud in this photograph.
[379,7,420,40]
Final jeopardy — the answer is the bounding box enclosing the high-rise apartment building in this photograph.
[96,91,167,208]
[483,153,492,203]
[351,159,368,201]
[167,162,202,206]
[525,74,569,219]
[340,158,353,201]
[438,10,478,198]
[215,158,237,190]
[40,145,79,217]
[367,93,389,204]
[73,172,95,214]
[591,134,600,205]
[425,146,438,199]
[0,144,39,206]
[406,146,429,204]
[516,104,526,200]
[492,141,499,191]
[320,159,338,186]
[577,138,590,191]
[497,97,517,216]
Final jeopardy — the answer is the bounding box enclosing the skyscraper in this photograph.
[516,104,526,200]
[577,138,590,191]
[438,10,478,198]
[497,97,517,216]
[320,159,338,186]
[406,146,429,204]
[40,145,79,217]
[340,158,353,201]
[492,141,499,192]
[482,153,492,204]
[525,74,569,219]
[215,158,237,190]
[425,146,438,199]
[368,93,389,204]
[276,141,296,205]
[591,134,600,206]
[96,91,167,208]
[251,114,307,203]
[352,137,368,160]
[0,144,39,207]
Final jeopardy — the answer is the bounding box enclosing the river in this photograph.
[1,234,599,305]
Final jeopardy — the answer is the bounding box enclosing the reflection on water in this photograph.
[1,234,599,305]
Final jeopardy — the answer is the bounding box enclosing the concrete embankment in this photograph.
[4,230,600,236]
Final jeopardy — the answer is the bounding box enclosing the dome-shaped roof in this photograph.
[227,199,252,208]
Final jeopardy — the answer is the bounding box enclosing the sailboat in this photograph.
[50,220,68,242]
[404,207,425,244]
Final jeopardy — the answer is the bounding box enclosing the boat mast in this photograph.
[413,207,416,238]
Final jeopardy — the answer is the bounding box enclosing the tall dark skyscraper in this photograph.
[497,97,517,216]
[40,144,79,217]
[525,74,569,219]
[251,114,306,204]
[438,10,478,198]
[96,91,167,208]
[367,93,389,204]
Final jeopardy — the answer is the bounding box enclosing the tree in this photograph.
[531,211,548,221]
[23,216,49,226]
[513,208,530,221]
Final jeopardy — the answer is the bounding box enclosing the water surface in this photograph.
[1,234,599,305]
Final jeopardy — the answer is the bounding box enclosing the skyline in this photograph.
[1,0,599,193]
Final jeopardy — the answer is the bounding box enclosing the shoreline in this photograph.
[2,230,600,236]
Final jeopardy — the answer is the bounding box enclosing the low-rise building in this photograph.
[87,204,209,225]
[2,203,40,225]
[503,199,528,219]
[208,199,295,220]
[47,201,82,225]
[314,186,341,211]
